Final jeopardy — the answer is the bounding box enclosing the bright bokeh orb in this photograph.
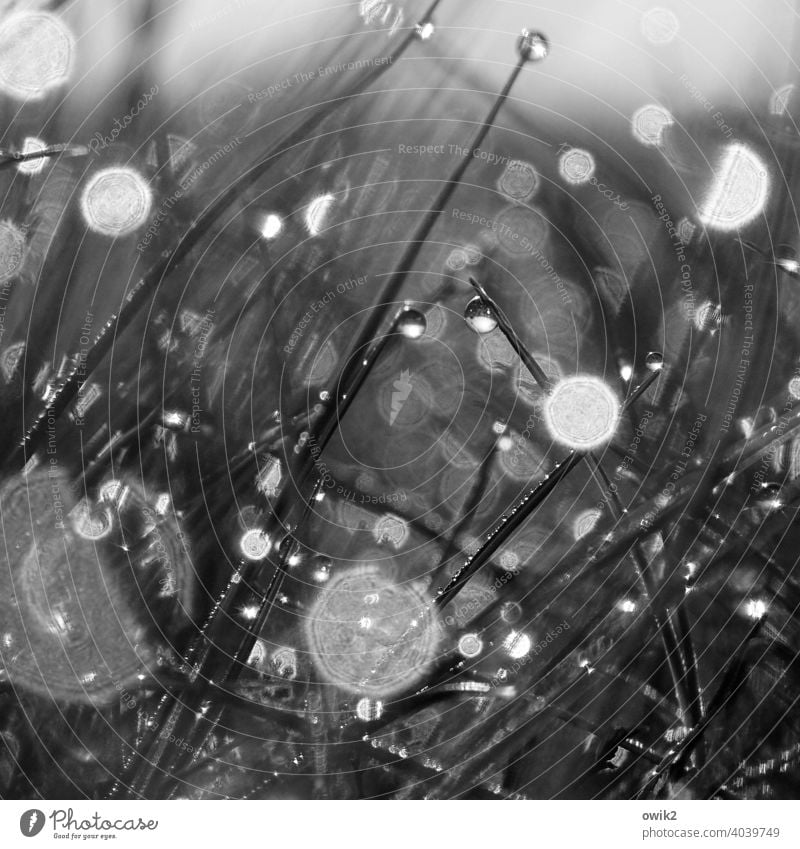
[0,220,26,283]
[543,375,621,450]
[770,83,794,116]
[698,144,769,231]
[372,513,409,548]
[304,193,335,235]
[458,633,484,659]
[558,148,595,184]
[260,213,283,240]
[503,630,532,660]
[80,168,153,237]
[0,13,74,101]
[499,159,538,200]
[573,508,602,540]
[632,104,674,147]
[306,567,438,697]
[641,7,680,44]
[239,528,272,561]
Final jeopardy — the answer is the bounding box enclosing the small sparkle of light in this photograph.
[314,491,325,502]
[287,553,301,567]
[80,167,153,237]
[260,213,283,240]
[240,604,260,622]
[776,257,800,276]
[498,435,514,452]
[558,148,595,185]
[503,631,532,660]
[698,143,769,232]
[304,193,335,236]
[415,21,434,40]
[543,375,620,450]
[620,363,633,382]
[618,598,637,613]
[744,598,768,619]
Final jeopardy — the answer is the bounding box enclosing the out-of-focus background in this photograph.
[0,0,799,801]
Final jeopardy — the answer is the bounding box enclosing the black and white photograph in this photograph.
[0,0,798,842]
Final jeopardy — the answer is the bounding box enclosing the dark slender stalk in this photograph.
[467,276,552,392]
[15,3,445,469]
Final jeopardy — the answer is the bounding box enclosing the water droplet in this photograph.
[645,351,664,371]
[415,20,434,40]
[517,29,549,62]
[397,309,427,339]
[464,297,498,334]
